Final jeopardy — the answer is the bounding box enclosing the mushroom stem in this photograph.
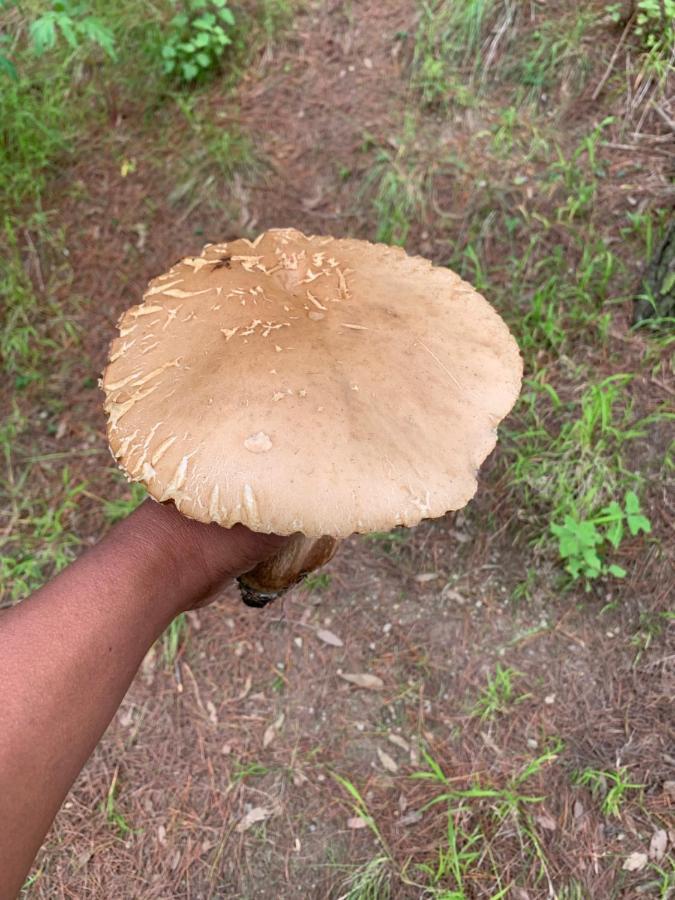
[237,533,338,608]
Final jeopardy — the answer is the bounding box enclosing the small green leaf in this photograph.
[0,53,17,79]
[605,516,624,550]
[196,50,211,67]
[182,61,198,80]
[30,15,58,53]
[219,7,235,25]
[627,513,651,537]
[607,564,626,579]
[624,490,641,515]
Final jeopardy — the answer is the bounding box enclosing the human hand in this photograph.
[117,498,287,617]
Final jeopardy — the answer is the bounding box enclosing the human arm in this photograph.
[0,499,283,899]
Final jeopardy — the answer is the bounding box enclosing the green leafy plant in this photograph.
[161,0,235,83]
[29,0,116,59]
[551,490,651,583]
[607,0,675,52]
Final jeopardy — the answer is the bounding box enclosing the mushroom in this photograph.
[102,228,522,606]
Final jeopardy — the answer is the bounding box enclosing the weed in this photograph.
[505,374,661,532]
[551,490,651,585]
[257,0,297,40]
[548,118,614,222]
[608,0,675,56]
[1,217,80,383]
[102,481,147,524]
[510,13,592,106]
[162,613,188,665]
[161,0,235,84]
[0,457,86,604]
[471,663,527,720]
[359,116,428,246]
[410,740,564,894]
[411,0,506,102]
[101,768,135,836]
[232,760,269,782]
[364,528,410,555]
[28,0,116,60]
[646,856,675,899]
[166,94,256,210]
[630,610,673,666]
[303,571,331,591]
[337,856,393,900]
[332,772,386,846]
[574,766,643,817]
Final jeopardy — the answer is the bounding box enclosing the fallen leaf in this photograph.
[206,700,218,725]
[414,572,437,583]
[399,810,423,826]
[573,799,585,819]
[340,672,383,690]
[263,713,284,748]
[157,824,167,846]
[440,586,467,605]
[663,780,675,800]
[347,816,368,829]
[481,730,501,755]
[622,851,648,872]
[649,829,668,862]
[236,806,275,833]
[377,747,399,773]
[237,674,252,700]
[535,811,557,832]
[317,629,344,647]
[388,733,410,753]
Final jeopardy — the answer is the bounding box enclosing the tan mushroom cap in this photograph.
[102,228,522,538]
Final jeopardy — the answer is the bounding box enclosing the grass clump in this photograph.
[574,766,643,818]
[471,664,527,720]
[411,0,506,103]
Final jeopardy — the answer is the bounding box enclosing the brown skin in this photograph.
[0,499,285,899]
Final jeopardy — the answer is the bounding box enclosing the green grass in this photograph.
[102,481,147,524]
[337,857,393,900]
[101,768,135,836]
[359,118,428,246]
[0,407,87,603]
[508,12,593,106]
[471,664,528,720]
[162,613,188,666]
[411,0,502,103]
[574,766,643,818]
[331,741,563,897]
[504,374,664,530]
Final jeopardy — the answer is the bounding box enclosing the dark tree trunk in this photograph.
[633,222,675,324]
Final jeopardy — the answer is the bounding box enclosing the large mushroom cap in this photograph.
[102,228,522,538]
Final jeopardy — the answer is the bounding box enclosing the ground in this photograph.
[1,0,674,897]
